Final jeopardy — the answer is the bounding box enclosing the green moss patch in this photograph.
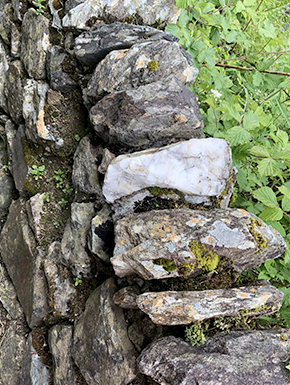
[247,217,267,252]
[188,240,219,272]
[153,258,177,272]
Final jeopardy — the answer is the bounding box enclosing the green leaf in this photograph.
[250,146,270,158]
[259,207,283,221]
[179,8,190,28]
[253,187,278,208]
[258,20,277,38]
[206,55,216,68]
[242,111,260,130]
[276,130,289,146]
[209,26,220,46]
[225,31,238,43]
[282,196,290,211]
[165,24,182,38]
[224,126,251,146]
[265,221,286,237]
[258,158,279,178]
[257,58,275,71]
[236,167,248,191]
[277,100,290,128]
[279,288,290,307]
[280,308,290,326]
[252,71,263,87]
[278,185,290,201]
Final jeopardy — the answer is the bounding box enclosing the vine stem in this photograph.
[215,63,290,77]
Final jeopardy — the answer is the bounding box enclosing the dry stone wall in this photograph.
[0,0,289,384]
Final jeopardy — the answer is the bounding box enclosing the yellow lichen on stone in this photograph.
[188,240,219,272]
[247,217,267,252]
[147,60,159,71]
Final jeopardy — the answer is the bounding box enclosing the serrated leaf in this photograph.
[179,8,190,28]
[206,55,215,68]
[279,185,290,200]
[277,100,290,128]
[165,24,182,38]
[259,207,283,221]
[209,26,220,46]
[280,308,290,326]
[258,20,277,38]
[242,111,260,130]
[265,221,286,237]
[253,187,278,208]
[258,158,279,178]
[225,126,251,146]
[276,129,289,146]
[236,167,248,191]
[282,196,290,211]
[257,58,275,71]
[250,146,270,157]
[280,288,290,307]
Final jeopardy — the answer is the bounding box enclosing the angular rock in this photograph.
[88,204,114,263]
[65,0,85,13]
[4,60,26,124]
[60,202,96,278]
[138,331,290,385]
[23,79,51,144]
[48,0,62,30]
[21,8,50,79]
[72,278,137,385]
[0,199,49,328]
[49,324,79,385]
[98,148,115,174]
[0,37,9,113]
[10,22,21,57]
[0,4,13,46]
[84,39,198,106]
[90,76,203,150]
[103,138,231,204]
[44,242,83,321]
[46,45,79,93]
[136,284,283,325]
[113,286,140,309]
[63,0,180,30]
[72,136,102,195]
[75,22,179,67]
[26,193,45,242]
[0,326,26,385]
[0,261,23,319]
[0,126,13,217]
[19,330,51,385]
[112,208,287,279]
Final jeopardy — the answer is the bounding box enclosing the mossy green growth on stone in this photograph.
[147,186,173,196]
[185,321,208,346]
[178,262,196,276]
[153,258,176,272]
[247,217,267,252]
[188,240,219,272]
[147,60,159,71]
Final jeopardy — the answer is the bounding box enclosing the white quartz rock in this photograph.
[103,138,232,203]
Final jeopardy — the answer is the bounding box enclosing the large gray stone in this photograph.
[60,202,96,278]
[21,8,50,79]
[75,22,179,67]
[84,39,198,106]
[136,284,283,325]
[0,261,23,319]
[72,278,137,385]
[0,38,8,113]
[0,125,13,217]
[103,138,232,204]
[138,331,290,385]
[90,76,203,150]
[63,0,180,30]
[112,208,287,279]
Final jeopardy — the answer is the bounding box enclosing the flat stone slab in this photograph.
[112,208,286,279]
[90,76,203,150]
[75,22,179,67]
[138,331,290,385]
[84,39,197,106]
[103,138,231,204]
[63,0,180,30]
[136,285,283,325]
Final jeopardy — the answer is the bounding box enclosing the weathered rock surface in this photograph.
[114,286,140,309]
[138,331,290,385]
[112,208,286,279]
[84,39,198,106]
[0,4,13,46]
[46,45,79,92]
[49,324,80,385]
[90,76,203,150]
[72,278,137,385]
[0,261,23,319]
[72,136,102,195]
[98,148,115,174]
[103,138,232,204]
[0,38,8,113]
[63,0,180,30]
[60,202,96,278]
[21,8,50,79]
[4,60,25,124]
[88,204,114,262]
[75,23,179,67]
[0,200,49,328]
[0,126,14,217]
[136,285,283,325]
[44,242,83,321]
[26,193,45,242]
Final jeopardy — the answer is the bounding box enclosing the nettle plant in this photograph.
[166,0,290,324]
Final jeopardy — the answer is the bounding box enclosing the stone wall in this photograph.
[0,0,289,384]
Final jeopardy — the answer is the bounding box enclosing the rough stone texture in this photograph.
[19,331,51,385]
[72,278,137,385]
[88,204,114,263]
[23,79,51,144]
[112,208,287,279]
[46,45,79,93]
[10,21,21,57]
[0,4,13,46]
[21,8,50,79]
[60,202,96,278]
[75,23,179,67]
[44,242,82,321]
[26,193,45,242]
[98,148,115,174]
[48,0,62,30]
[72,136,102,195]
[138,331,290,385]
[0,126,13,217]
[0,326,26,385]
[113,286,140,309]
[0,199,49,328]
[0,38,8,113]
[0,261,23,319]
[84,39,198,106]
[103,138,232,204]
[90,76,203,150]
[63,0,180,30]
[49,324,79,385]
[136,285,283,325]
